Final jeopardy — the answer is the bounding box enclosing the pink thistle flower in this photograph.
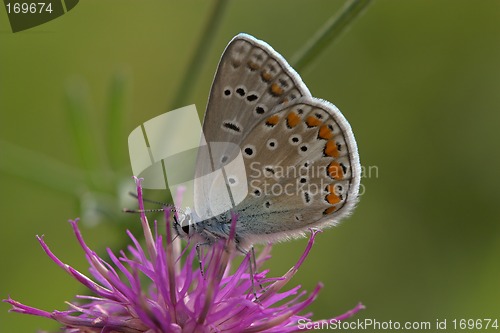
[4,178,364,332]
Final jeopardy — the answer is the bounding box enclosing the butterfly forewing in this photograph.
[201,34,311,146]
[194,34,312,218]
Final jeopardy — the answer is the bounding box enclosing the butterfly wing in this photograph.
[229,97,361,245]
[194,34,312,219]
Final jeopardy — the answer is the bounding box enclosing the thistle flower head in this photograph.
[4,178,363,332]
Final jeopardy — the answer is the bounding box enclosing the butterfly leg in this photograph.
[236,245,263,303]
[195,242,211,278]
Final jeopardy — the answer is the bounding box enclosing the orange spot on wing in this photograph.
[324,140,339,157]
[248,61,260,70]
[270,83,284,96]
[280,98,289,104]
[318,125,333,140]
[287,112,300,128]
[326,192,341,205]
[265,115,280,127]
[261,71,272,82]
[305,116,322,127]
[327,161,344,180]
[323,206,337,215]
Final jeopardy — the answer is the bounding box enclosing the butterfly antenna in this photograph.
[125,192,185,215]
[123,207,168,214]
[128,191,171,206]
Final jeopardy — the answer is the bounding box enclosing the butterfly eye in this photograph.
[173,210,191,237]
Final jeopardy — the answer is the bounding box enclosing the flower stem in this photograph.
[0,139,85,195]
[290,0,373,72]
[106,71,128,172]
[65,79,109,191]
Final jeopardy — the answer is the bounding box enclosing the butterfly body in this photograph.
[173,34,360,249]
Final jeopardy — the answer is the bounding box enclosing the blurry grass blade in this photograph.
[290,0,373,72]
[106,71,128,171]
[169,0,229,109]
[65,79,106,189]
[0,139,85,195]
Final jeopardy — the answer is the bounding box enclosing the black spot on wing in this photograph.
[223,122,241,133]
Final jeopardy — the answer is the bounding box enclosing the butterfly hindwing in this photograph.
[227,98,361,243]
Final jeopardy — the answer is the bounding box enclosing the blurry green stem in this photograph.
[106,72,127,172]
[0,139,85,195]
[290,0,373,72]
[65,80,110,191]
[169,0,229,110]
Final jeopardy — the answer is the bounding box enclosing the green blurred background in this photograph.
[1,1,500,332]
